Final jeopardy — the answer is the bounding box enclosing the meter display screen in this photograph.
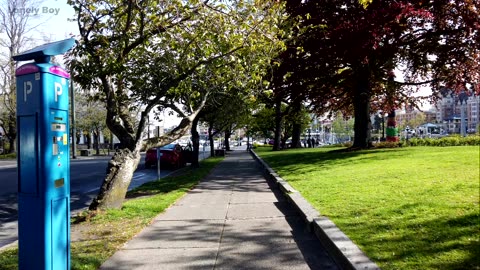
[51,123,66,132]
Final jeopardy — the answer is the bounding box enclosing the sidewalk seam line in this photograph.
[212,181,234,270]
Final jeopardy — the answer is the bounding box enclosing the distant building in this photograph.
[424,110,437,123]
[434,89,479,134]
[467,95,480,132]
[395,107,424,127]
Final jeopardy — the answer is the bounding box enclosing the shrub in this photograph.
[406,135,480,147]
[252,142,271,148]
[0,153,16,159]
[373,141,402,148]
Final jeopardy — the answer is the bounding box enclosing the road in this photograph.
[0,152,192,249]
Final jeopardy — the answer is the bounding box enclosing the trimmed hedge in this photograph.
[368,135,480,148]
[407,135,480,146]
[254,135,479,149]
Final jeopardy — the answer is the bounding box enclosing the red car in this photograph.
[145,143,186,169]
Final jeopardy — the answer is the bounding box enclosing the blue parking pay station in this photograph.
[13,38,75,270]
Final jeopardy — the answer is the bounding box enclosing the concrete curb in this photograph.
[0,240,17,252]
[250,149,380,270]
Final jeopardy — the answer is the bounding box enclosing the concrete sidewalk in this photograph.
[100,149,339,270]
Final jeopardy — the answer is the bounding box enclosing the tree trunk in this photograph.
[190,116,200,168]
[94,130,100,155]
[289,96,303,148]
[273,97,282,151]
[224,129,231,151]
[352,74,373,149]
[8,137,15,154]
[7,120,16,154]
[291,123,302,148]
[280,135,288,149]
[87,132,92,149]
[89,148,141,210]
[208,124,215,157]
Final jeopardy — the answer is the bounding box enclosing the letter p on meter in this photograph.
[24,81,32,102]
[54,82,63,102]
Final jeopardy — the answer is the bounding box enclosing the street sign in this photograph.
[13,38,75,270]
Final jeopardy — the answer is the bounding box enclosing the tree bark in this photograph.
[190,116,200,168]
[224,128,231,151]
[89,148,141,210]
[280,135,288,149]
[7,120,16,154]
[7,137,15,154]
[94,129,100,155]
[291,123,302,148]
[352,74,373,149]
[208,124,215,157]
[273,96,282,151]
[86,132,92,149]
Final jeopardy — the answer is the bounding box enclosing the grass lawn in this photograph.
[0,156,224,270]
[255,146,479,270]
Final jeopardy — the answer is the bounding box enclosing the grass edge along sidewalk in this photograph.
[251,149,381,270]
[254,146,479,270]
[0,156,224,270]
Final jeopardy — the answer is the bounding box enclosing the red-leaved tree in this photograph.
[277,0,479,148]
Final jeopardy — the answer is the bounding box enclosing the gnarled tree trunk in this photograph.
[89,113,199,210]
[89,148,141,210]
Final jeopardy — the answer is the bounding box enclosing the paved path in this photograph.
[100,150,339,270]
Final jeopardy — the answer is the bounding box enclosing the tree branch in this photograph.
[389,79,435,86]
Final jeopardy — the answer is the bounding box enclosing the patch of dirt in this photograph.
[71,222,90,242]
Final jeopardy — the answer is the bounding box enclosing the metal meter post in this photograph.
[157,148,162,180]
[13,38,75,270]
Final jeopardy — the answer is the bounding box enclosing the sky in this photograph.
[21,0,78,44]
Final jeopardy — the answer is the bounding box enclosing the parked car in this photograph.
[145,143,186,169]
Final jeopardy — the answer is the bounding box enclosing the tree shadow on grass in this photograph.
[340,206,480,269]
[256,147,411,178]
[126,175,197,199]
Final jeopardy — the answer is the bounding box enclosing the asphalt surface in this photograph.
[100,149,339,270]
